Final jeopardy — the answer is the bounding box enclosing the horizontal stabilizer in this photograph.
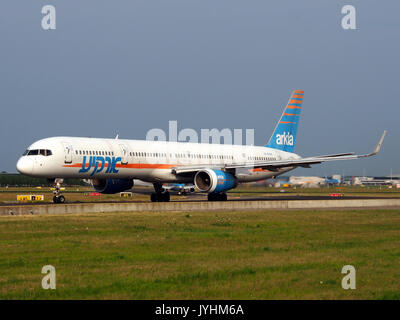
[170,131,388,175]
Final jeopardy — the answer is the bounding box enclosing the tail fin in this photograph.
[266,90,304,153]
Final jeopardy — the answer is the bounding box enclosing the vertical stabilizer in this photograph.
[266,90,304,153]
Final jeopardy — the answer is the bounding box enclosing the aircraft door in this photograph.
[62,142,73,164]
[119,144,129,165]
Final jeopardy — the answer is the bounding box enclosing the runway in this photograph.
[1,194,399,216]
[0,192,396,206]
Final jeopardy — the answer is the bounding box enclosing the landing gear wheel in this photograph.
[208,192,227,201]
[208,193,220,201]
[150,191,170,202]
[52,179,65,204]
[151,183,170,202]
[53,195,66,204]
[161,192,170,202]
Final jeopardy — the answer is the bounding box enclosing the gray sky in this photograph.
[1,1,398,176]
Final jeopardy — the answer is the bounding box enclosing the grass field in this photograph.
[0,208,399,299]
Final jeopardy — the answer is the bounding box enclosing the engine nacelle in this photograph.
[92,178,134,194]
[194,169,237,193]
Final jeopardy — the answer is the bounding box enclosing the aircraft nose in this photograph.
[16,157,34,175]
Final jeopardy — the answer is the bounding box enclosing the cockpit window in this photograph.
[24,149,52,156]
[28,150,39,155]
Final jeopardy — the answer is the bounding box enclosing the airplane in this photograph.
[163,183,196,195]
[16,90,386,203]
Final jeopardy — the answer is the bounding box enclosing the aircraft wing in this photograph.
[172,131,386,175]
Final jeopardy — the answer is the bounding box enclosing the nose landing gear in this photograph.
[52,179,66,204]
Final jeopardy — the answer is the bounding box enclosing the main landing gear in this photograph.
[207,192,227,201]
[52,179,66,204]
[150,183,170,202]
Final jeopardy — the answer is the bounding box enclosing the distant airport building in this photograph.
[352,176,400,186]
[288,176,326,188]
[265,173,400,188]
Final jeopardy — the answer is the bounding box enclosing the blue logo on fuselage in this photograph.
[79,156,122,176]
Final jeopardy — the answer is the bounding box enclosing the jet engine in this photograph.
[92,178,134,194]
[194,169,237,193]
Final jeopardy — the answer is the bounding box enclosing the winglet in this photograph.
[368,130,387,156]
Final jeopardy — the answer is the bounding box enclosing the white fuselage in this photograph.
[16,137,300,183]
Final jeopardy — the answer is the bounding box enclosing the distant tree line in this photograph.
[0,173,86,187]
